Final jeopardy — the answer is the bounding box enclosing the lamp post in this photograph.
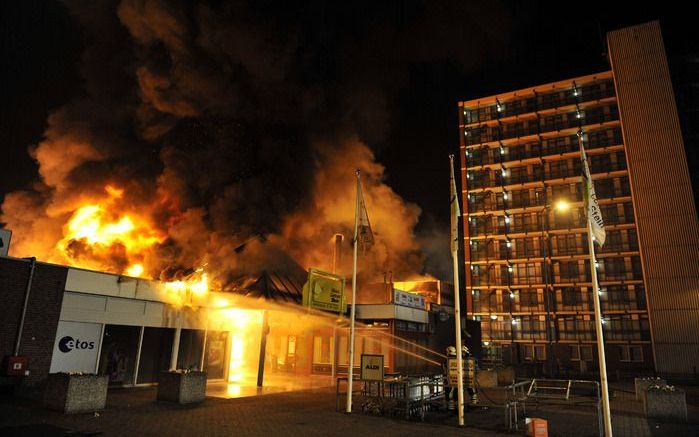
[535,192,570,377]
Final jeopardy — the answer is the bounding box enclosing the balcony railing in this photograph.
[462,82,616,126]
[465,109,619,144]
[497,222,541,234]
[598,241,639,253]
[590,160,627,174]
[465,127,623,168]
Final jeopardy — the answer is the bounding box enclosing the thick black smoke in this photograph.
[2,0,513,285]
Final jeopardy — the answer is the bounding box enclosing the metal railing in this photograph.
[506,378,603,435]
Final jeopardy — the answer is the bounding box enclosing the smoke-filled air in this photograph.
[1,0,510,289]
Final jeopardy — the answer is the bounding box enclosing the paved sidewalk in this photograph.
[0,387,503,437]
[1,383,697,436]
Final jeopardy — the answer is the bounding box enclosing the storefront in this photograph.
[47,267,263,388]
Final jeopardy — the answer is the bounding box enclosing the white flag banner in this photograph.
[450,155,461,255]
[579,133,606,246]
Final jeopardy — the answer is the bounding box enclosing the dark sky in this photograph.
[1,0,697,233]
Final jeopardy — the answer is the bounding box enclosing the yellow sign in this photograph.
[360,354,384,381]
[302,268,346,313]
[447,357,476,387]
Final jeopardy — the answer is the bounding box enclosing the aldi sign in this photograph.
[360,354,385,381]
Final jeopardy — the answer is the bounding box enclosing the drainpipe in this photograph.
[14,257,36,356]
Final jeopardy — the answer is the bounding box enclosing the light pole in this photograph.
[535,192,570,377]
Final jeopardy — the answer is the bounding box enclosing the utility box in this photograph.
[526,417,548,437]
[5,356,29,376]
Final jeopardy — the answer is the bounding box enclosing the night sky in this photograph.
[1,1,697,256]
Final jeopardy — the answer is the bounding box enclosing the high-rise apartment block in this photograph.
[458,21,699,378]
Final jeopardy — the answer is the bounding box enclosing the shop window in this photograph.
[137,327,174,384]
[99,324,140,386]
[204,331,229,379]
[313,336,334,365]
[177,329,206,371]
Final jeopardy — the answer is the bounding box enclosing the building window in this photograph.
[559,261,580,281]
[600,204,620,224]
[523,344,547,361]
[623,203,635,224]
[555,234,579,256]
[561,287,579,307]
[619,345,643,362]
[570,345,593,361]
[606,230,623,251]
[519,290,539,308]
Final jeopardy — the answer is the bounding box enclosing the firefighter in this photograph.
[444,346,458,410]
[462,345,478,404]
[445,344,477,411]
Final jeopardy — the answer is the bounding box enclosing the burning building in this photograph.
[1,228,463,394]
[0,1,459,393]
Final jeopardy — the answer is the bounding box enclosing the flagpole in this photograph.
[579,131,613,436]
[450,154,465,427]
[346,169,361,414]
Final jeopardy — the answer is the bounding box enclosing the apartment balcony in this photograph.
[461,82,616,127]
[463,107,619,144]
[465,126,623,168]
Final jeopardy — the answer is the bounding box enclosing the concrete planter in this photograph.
[157,371,207,404]
[635,377,666,400]
[44,373,108,414]
[643,387,687,422]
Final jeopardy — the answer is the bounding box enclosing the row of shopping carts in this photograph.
[336,373,452,420]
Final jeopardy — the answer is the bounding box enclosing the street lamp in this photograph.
[535,192,571,377]
[555,200,570,212]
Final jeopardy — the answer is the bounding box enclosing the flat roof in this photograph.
[459,70,613,108]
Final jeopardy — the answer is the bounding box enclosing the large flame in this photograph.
[162,268,211,305]
[57,185,165,276]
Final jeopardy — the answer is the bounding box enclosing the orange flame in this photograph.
[57,185,165,276]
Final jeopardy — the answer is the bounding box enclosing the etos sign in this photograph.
[50,321,102,374]
[58,336,96,353]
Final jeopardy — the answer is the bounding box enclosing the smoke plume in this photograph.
[1,0,511,287]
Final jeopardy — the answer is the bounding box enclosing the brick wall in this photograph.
[0,257,67,388]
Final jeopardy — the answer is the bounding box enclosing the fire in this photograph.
[126,263,144,277]
[229,333,245,383]
[57,185,165,275]
[224,310,262,385]
[162,268,210,306]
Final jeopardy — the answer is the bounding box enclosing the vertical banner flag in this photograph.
[357,181,374,253]
[578,131,606,246]
[450,155,461,255]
